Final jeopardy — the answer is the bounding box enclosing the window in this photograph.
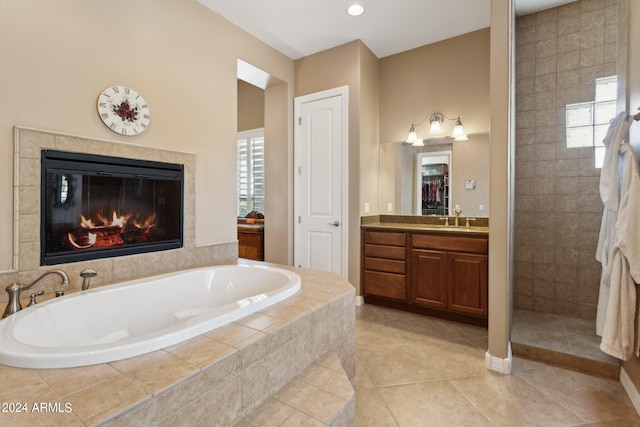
[237,128,265,217]
[565,76,617,168]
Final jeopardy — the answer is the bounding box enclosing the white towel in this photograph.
[600,144,640,360]
[596,113,633,336]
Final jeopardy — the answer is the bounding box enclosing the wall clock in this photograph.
[97,86,150,135]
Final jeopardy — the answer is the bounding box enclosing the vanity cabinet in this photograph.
[411,233,488,317]
[362,227,488,324]
[362,230,407,301]
[412,249,448,309]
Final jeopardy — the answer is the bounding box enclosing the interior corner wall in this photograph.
[237,80,265,132]
[264,83,293,265]
[358,42,381,220]
[294,40,367,291]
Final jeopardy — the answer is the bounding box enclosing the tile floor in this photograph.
[511,309,621,379]
[354,304,640,426]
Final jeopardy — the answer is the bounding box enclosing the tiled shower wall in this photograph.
[514,0,620,319]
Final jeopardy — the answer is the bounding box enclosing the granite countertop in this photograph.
[361,215,489,236]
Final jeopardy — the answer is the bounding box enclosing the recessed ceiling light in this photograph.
[347,4,365,17]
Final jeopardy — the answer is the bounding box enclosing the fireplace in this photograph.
[41,150,184,265]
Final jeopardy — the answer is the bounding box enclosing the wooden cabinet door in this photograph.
[411,249,448,309]
[448,252,488,316]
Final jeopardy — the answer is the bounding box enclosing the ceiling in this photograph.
[198,0,577,60]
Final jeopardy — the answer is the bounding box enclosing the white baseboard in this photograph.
[485,342,512,374]
[620,367,640,416]
[355,296,364,306]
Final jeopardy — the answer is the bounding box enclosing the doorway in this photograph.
[416,150,452,216]
[236,59,291,265]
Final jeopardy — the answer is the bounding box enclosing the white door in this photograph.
[294,87,348,277]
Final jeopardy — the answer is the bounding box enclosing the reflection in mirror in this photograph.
[379,133,490,217]
[417,151,450,216]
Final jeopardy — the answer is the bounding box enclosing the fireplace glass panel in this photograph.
[41,150,184,265]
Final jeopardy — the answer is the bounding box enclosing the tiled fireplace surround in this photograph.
[3,126,225,296]
[0,127,356,426]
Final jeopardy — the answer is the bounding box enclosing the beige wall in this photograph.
[379,29,491,144]
[237,80,265,132]
[358,43,381,220]
[294,40,379,290]
[0,0,294,272]
[264,82,293,265]
[488,0,514,362]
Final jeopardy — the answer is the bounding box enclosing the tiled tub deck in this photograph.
[0,262,356,426]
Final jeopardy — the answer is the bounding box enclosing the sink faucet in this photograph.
[3,269,69,318]
[453,207,462,226]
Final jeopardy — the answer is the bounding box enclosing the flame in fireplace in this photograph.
[67,210,156,250]
[133,212,156,229]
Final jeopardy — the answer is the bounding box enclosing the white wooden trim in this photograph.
[293,86,349,279]
[485,342,512,374]
[620,367,640,416]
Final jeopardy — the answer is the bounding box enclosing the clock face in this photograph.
[97,86,150,135]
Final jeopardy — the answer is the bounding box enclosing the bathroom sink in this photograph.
[412,224,488,233]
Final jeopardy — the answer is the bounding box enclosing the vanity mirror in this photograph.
[378,133,490,217]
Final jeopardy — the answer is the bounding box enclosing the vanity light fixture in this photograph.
[347,4,365,16]
[406,112,468,146]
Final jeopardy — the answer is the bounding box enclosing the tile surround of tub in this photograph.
[0,262,356,426]
[0,127,237,303]
[514,0,622,319]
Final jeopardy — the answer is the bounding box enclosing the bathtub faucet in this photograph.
[3,270,70,318]
[80,269,97,290]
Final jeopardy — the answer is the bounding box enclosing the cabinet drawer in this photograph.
[364,244,406,260]
[412,234,487,254]
[364,257,405,274]
[364,271,406,300]
[364,231,406,246]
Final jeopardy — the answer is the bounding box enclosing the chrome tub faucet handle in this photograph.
[3,269,70,318]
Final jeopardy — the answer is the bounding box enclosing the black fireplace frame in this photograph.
[40,150,184,266]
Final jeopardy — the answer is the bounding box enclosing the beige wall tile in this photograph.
[156,374,203,420]
[514,1,615,318]
[98,399,157,427]
[203,376,242,425]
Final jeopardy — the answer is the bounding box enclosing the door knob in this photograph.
[328,221,340,227]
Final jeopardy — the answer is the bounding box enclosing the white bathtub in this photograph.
[0,264,301,369]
